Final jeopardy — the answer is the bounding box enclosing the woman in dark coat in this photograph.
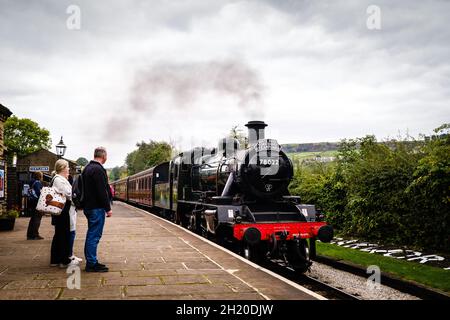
[50,160,76,267]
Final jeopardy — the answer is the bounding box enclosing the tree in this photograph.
[125,140,173,175]
[288,126,450,252]
[76,157,88,167]
[229,125,247,148]
[4,115,52,157]
[109,166,127,181]
[406,124,450,250]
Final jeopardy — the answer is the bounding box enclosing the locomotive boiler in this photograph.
[111,121,333,273]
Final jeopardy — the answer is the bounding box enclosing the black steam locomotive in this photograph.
[111,121,333,273]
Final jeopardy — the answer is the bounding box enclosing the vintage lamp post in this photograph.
[55,136,67,159]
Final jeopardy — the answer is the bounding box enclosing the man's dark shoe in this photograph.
[27,235,44,240]
[96,262,106,268]
[85,263,109,272]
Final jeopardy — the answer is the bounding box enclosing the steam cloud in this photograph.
[104,60,265,141]
[131,60,265,112]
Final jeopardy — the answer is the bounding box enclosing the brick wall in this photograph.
[17,149,78,177]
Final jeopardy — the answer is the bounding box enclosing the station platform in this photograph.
[0,202,323,300]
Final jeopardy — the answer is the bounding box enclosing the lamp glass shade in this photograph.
[56,137,67,157]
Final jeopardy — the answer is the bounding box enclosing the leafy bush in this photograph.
[0,209,19,219]
[288,124,450,252]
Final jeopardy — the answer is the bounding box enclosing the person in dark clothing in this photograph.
[83,147,112,272]
[26,171,44,240]
[50,201,71,266]
[50,160,76,267]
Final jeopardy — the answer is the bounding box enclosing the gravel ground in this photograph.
[308,262,420,300]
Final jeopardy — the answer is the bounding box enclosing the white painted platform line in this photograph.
[118,202,327,300]
[178,235,271,300]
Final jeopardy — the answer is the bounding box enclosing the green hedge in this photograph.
[289,124,450,252]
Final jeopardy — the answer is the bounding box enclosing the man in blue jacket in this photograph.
[82,147,112,272]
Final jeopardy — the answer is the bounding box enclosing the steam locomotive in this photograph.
[111,121,333,273]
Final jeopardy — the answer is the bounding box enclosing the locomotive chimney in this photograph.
[245,120,267,146]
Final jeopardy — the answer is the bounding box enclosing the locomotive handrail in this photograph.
[221,171,235,197]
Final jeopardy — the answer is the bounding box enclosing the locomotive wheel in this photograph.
[173,211,180,224]
[174,211,185,227]
[188,213,199,234]
[241,243,265,263]
[287,239,311,273]
[187,213,205,236]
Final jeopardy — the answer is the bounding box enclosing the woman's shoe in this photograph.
[59,260,79,268]
[68,259,80,266]
[70,255,83,263]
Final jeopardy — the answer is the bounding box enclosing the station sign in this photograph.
[29,166,50,172]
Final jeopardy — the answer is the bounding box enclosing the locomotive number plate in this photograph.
[259,158,279,166]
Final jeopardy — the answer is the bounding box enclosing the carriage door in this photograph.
[170,157,180,212]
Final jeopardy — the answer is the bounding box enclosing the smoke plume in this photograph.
[104,59,266,141]
[131,60,265,112]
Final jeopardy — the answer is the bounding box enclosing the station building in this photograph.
[0,102,79,215]
[11,149,78,214]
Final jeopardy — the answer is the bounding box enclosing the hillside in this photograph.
[281,142,339,153]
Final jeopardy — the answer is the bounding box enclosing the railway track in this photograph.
[313,255,450,300]
[135,203,360,300]
[261,260,361,300]
[129,203,446,300]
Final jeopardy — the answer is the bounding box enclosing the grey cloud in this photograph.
[0,0,232,56]
[262,0,450,63]
[1,0,449,167]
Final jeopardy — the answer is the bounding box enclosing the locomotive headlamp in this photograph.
[243,227,261,245]
[317,225,334,243]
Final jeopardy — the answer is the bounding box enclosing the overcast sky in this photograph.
[1,0,449,167]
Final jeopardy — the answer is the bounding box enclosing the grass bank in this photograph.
[316,242,450,293]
